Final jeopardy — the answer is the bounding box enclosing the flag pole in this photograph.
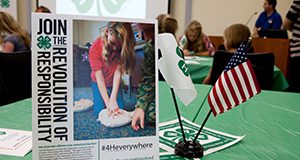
[193,86,213,143]
[193,110,212,143]
[192,86,213,122]
[170,88,186,143]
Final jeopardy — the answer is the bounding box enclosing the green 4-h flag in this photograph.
[158,33,197,106]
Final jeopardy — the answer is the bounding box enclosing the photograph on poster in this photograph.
[72,20,156,140]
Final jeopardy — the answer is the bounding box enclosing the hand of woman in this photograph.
[107,100,120,117]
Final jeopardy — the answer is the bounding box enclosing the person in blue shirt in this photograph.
[254,0,282,36]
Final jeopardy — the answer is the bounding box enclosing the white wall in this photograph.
[170,0,186,38]
[172,0,293,36]
[73,20,106,45]
[17,0,31,32]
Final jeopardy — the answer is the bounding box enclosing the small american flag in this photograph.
[208,43,261,116]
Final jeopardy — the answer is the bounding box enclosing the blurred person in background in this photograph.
[178,20,215,56]
[35,5,51,13]
[253,0,282,37]
[0,11,30,53]
[203,24,251,84]
[283,0,300,92]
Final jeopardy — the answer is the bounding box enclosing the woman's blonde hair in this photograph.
[184,20,206,52]
[102,22,136,73]
[0,11,31,47]
[157,14,178,35]
[224,24,251,50]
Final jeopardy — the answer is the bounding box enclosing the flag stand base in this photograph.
[174,140,204,158]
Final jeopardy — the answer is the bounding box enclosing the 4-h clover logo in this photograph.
[72,0,127,15]
[37,36,51,50]
[163,128,208,142]
[1,0,10,8]
[176,46,190,77]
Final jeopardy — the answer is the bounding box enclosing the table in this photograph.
[159,82,300,159]
[184,56,289,91]
[1,82,299,159]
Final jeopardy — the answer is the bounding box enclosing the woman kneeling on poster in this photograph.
[89,22,136,116]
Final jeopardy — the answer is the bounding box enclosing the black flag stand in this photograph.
[170,88,204,158]
[171,85,214,158]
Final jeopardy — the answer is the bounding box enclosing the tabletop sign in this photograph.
[31,13,159,160]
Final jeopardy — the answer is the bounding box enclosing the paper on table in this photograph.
[0,128,32,157]
[185,60,201,65]
[184,56,211,61]
[159,117,244,157]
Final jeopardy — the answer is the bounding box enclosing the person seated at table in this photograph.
[0,11,31,53]
[157,14,178,36]
[178,20,215,56]
[203,24,251,84]
[222,24,252,53]
[35,5,51,13]
[253,0,282,37]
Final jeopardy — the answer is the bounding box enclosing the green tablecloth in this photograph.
[185,56,289,91]
[159,82,300,159]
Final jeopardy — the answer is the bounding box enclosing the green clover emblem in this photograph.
[1,0,10,8]
[164,128,208,142]
[72,0,94,13]
[72,0,128,16]
[178,60,189,77]
[176,46,190,77]
[0,131,6,135]
[37,36,51,50]
[176,46,184,59]
[103,0,127,13]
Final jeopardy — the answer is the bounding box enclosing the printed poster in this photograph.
[31,13,158,159]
